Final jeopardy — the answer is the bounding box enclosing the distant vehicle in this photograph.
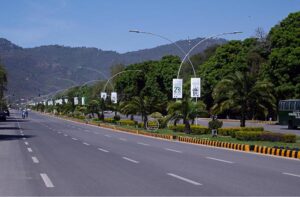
[0,111,7,121]
[278,99,300,129]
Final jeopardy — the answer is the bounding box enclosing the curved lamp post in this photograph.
[177,31,242,78]
[129,30,196,77]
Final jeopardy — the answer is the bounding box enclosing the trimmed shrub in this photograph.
[218,127,264,137]
[282,134,297,143]
[104,118,115,123]
[236,131,262,141]
[190,125,210,135]
[117,119,136,126]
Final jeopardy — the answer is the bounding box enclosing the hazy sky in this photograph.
[1,0,299,53]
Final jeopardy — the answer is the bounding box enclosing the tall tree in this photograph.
[212,71,275,127]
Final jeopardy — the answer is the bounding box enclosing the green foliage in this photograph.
[212,71,275,127]
[208,119,223,130]
[236,131,296,143]
[117,119,136,126]
[104,118,115,123]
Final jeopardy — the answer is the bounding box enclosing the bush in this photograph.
[190,125,210,135]
[168,124,210,135]
[236,131,262,141]
[218,127,264,137]
[236,131,297,143]
[208,119,223,130]
[282,134,297,143]
[104,118,115,123]
[118,119,136,126]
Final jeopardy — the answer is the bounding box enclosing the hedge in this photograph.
[236,131,296,143]
[103,118,115,123]
[117,119,136,126]
[168,124,210,134]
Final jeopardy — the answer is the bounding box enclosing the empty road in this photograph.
[0,110,299,196]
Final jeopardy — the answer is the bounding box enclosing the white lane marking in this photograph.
[122,157,139,164]
[105,134,111,138]
[282,172,300,178]
[64,134,68,137]
[24,142,29,146]
[119,138,127,141]
[27,148,33,152]
[83,142,90,146]
[32,156,39,163]
[165,148,182,153]
[98,148,109,153]
[93,132,99,135]
[72,138,78,141]
[167,173,202,186]
[206,157,234,164]
[40,173,54,188]
[137,142,150,146]
[84,130,90,132]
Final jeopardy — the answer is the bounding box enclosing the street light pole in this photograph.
[129,30,196,77]
[177,31,242,79]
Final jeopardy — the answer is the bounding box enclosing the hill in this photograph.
[0,37,226,101]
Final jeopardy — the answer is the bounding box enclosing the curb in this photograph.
[252,145,300,159]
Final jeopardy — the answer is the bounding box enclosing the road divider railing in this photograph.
[252,145,300,159]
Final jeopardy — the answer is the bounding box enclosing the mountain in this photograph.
[0,37,226,101]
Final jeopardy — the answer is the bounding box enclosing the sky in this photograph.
[0,0,299,53]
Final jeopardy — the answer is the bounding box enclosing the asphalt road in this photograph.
[0,110,299,196]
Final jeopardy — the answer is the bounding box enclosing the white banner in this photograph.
[101,92,107,100]
[81,97,85,105]
[48,100,53,106]
[191,78,201,98]
[74,97,79,105]
[111,92,117,104]
[64,99,68,104]
[172,79,183,99]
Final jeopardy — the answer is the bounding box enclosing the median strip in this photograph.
[167,173,202,186]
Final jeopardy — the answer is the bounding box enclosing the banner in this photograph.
[172,79,183,99]
[74,97,79,105]
[191,78,201,98]
[64,99,68,104]
[101,92,107,100]
[81,97,85,105]
[111,92,117,103]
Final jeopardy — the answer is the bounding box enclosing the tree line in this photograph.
[35,11,300,132]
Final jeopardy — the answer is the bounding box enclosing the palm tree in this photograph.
[120,96,165,129]
[212,71,275,127]
[167,97,206,134]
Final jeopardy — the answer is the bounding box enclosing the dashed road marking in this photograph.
[72,138,78,141]
[206,157,234,164]
[83,142,90,146]
[119,138,127,141]
[282,172,300,178]
[137,142,150,146]
[167,173,202,186]
[165,148,182,153]
[24,142,29,146]
[122,157,139,164]
[105,135,111,138]
[98,148,109,153]
[64,134,68,137]
[27,148,33,153]
[32,156,39,163]
[40,173,54,188]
